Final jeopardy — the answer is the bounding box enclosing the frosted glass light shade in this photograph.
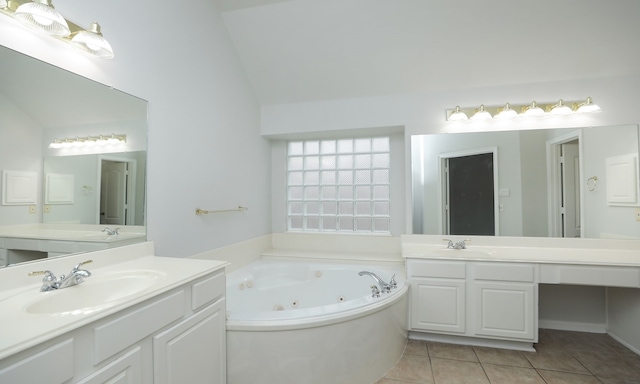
[550,99,572,115]
[576,97,601,113]
[0,0,8,9]
[70,22,114,59]
[14,0,70,37]
[471,105,492,120]
[495,103,518,119]
[448,106,468,121]
[522,101,545,117]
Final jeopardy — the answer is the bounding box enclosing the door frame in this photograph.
[96,155,138,225]
[546,130,584,237]
[437,147,499,236]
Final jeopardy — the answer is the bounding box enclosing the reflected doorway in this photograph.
[439,148,499,236]
[547,131,582,238]
[98,156,137,225]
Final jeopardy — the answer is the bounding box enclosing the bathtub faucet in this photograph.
[359,271,392,294]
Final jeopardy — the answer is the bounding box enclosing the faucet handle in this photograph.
[72,259,93,271]
[388,274,397,289]
[28,270,56,279]
[443,238,454,248]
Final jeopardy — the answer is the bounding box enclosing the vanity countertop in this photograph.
[401,235,640,267]
[0,242,228,360]
[0,224,146,243]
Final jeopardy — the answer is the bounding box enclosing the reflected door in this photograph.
[561,143,580,237]
[446,153,495,236]
[100,160,128,225]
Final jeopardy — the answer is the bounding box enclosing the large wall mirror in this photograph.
[0,45,147,264]
[411,125,640,240]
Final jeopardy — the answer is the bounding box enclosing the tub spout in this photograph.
[359,271,391,293]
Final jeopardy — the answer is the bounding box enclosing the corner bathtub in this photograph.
[226,260,408,384]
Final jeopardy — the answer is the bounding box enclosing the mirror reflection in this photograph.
[411,125,640,239]
[0,45,148,267]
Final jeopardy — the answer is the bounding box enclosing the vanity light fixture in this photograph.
[49,134,126,149]
[548,99,572,115]
[14,0,70,37]
[521,101,545,117]
[448,106,469,121]
[470,105,492,120]
[573,97,601,113]
[0,0,114,58]
[446,97,602,122]
[494,103,518,120]
[70,22,114,59]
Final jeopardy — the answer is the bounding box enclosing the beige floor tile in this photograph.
[384,353,434,384]
[431,358,489,384]
[573,349,640,381]
[405,339,429,356]
[598,378,640,384]
[427,342,478,362]
[473,346,532,368]
[482,364,545,384]
[538,369,603,384]
[523,349,590,374]
[375,379,417,384]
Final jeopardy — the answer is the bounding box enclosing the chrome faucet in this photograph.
[359,271,394,294]
[29,260,93,292]
[443,238,469,249]
[102,227,120,236]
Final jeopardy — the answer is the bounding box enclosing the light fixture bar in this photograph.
[0,0,114,58]
[49,134,126,149]
[445,97,601,121]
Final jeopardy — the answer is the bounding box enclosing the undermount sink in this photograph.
[25,270,165,315]
[431,248,494,259]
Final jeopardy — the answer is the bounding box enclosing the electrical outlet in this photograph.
[44,205,51,213]
[29,205,36,214]
[636,208,640,222]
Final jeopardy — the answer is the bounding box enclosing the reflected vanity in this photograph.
[0,45,148,267]
[411,124,640,240]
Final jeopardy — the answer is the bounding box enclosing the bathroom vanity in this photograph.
[0,224,146,266]
[403,235,640,351]
[0,242,227,383]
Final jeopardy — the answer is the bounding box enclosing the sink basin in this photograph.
[25,270,165,315]
[431,248,494,259]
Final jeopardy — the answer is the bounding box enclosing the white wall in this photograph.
[0,0,272,257]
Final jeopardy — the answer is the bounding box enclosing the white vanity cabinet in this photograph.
[407,258,538,345]
[409,260,466,334]
[0,269,226,384]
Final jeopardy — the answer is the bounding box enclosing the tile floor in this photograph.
[375,329,640,384]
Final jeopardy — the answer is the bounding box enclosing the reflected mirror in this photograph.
[411,125,640,239]
[0,45,147,266]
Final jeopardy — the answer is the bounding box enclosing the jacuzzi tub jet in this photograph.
[291,300,298,308]
[338,295,346,302]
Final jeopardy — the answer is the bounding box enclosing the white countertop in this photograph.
[0,224,146,243]
[401,235,640,267]
[0,242,228,360]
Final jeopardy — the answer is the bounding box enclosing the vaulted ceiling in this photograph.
[214,0,640,106]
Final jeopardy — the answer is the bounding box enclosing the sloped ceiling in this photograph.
[215,0,640,106]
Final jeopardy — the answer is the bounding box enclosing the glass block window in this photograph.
[287,137,390,233]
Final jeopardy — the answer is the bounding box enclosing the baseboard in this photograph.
[408,331,535,352]
[607,331,640,355]
[538,319,607,334]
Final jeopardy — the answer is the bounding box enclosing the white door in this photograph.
[561,143,581,238]
[100,160,128,225]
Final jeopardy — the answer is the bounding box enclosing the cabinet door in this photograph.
[76,347,142,384]
[411,279,466,334]
[153,299,226,384]
[473,282,535,341]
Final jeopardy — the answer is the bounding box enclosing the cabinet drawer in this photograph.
[540,264,640,288]
[474,263,535,282]
[93,290,185,364]
[408,260,465,279]
[0,338,74,383]
[192,271,225,311]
